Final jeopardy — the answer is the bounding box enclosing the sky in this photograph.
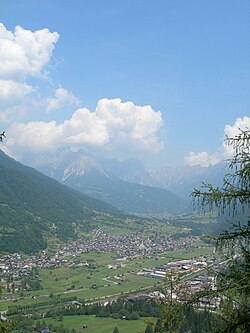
[0,0,249,169]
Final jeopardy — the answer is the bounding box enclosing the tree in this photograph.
[128,311,140,320]
[144,323,154,333]
[192,129,250,332]
[192,129,250,212]
[112,327,120,333]
[158,271,183,333]
[154,319,162,332]
[58,314,63,322]
[0,320,12,333]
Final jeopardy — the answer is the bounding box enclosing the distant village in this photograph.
[0,228,221,309]
[0,229,201,278]
[64,229,201,257]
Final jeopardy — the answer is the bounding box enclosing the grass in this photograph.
[40,314,154,333]
[0,245,214,312]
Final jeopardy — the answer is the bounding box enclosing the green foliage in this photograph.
[112,327,119,333]
[154,318,162,332]
[192,129,250,213]
[156,271,185,333]
[12,315,34,333]
[153,305,219,333]
[144,323,154,333]
[41,298,160,320]
[152,130,250,333]
[0,150,120,253]
[0,320,12,333]
[192,129,250,332]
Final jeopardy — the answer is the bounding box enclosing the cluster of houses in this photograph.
[62,228,201,258]
[0,252,64,278]
[0,228,208,297]
[134,255,222,309]
[138,257,211,279]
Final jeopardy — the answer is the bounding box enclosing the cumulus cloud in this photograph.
[0,24,163,160]
[184,116,250,167]
[95,98,163,151]
[223,116,250,158]
[46,87,80,112]
[8,121,63,152]
[0,105,28,124]
[184,151,220,167]
[6,98,163,156]
[0,23,59,81]
[0,23,59,106]
[0,79,33,101]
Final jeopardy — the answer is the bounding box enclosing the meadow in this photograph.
[0,245,214,312]
[40,314,154,333]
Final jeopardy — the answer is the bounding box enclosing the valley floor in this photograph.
[0,214,221,332]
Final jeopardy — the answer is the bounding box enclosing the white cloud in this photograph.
[223,116,250,158]
[62,107,109,146]
[0,25,163,160]
[0,80,33,101]
[0,105,28,124]
[6,98,164,156]
[224,116,250,138]
[184,116,250,167]
[184,151,220,167]
[0,23,59,81]
[46,87,80,112]
[7,121,63,152]
[95,98,163,152]
[0,23,59,108]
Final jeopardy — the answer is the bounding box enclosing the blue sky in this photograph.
[0,0,249,168]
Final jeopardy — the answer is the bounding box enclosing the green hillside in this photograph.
[0,151,119,253]
[65,169,186,215]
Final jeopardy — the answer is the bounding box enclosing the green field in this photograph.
[0,246,214,312]
[40,314,154,333]
[0,214,218,333]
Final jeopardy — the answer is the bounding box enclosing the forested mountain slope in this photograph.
[0,150,119,253]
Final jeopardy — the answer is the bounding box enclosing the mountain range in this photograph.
[34,148,225,213]
[0,148,226,254]
[34,149,186,215]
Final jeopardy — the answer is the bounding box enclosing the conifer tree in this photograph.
[144,323,154,333]
[192,129,250,332]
